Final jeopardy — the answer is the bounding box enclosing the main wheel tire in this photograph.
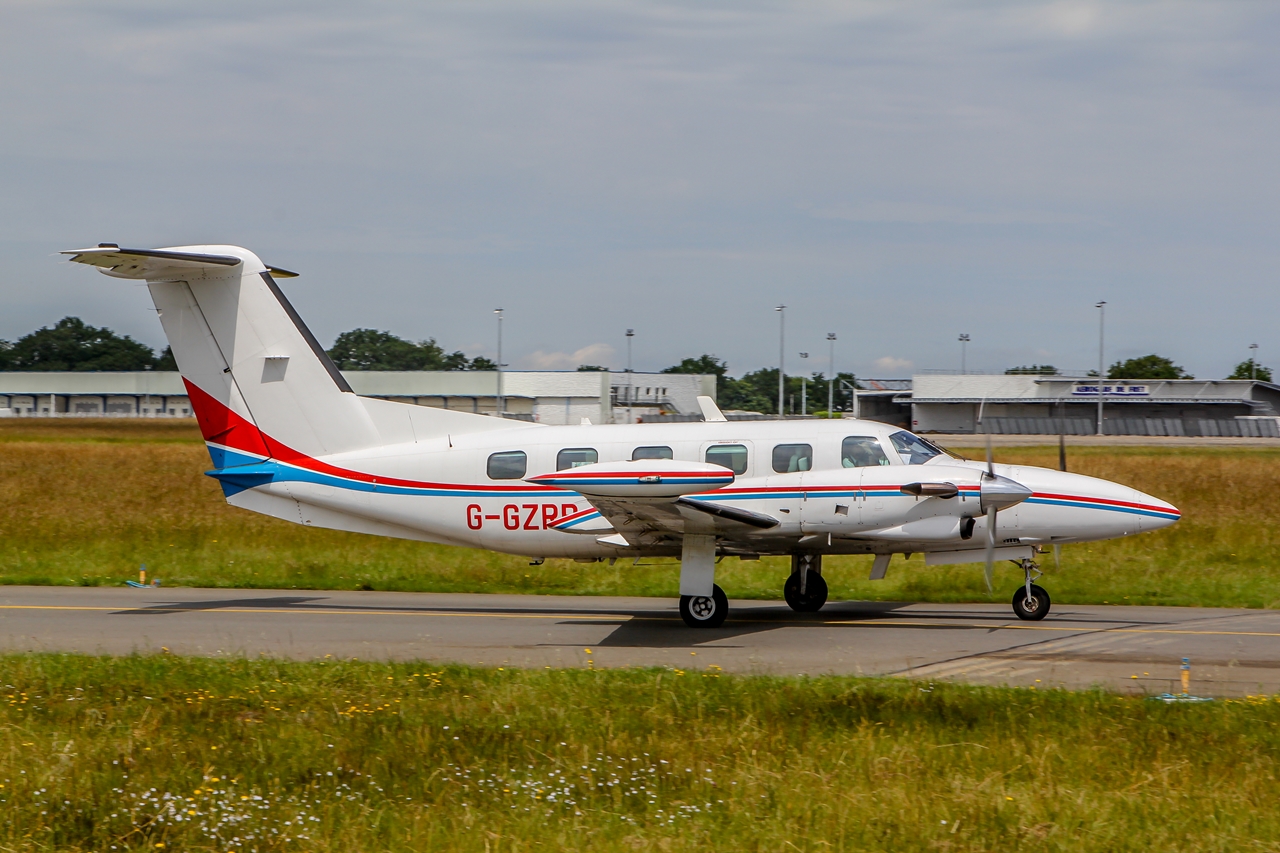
[784,571,829,613]
[679,584,729,628]
[1012,584,1051,621]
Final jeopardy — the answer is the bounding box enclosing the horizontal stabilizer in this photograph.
[62,244,297,280]
[205,461,278,496]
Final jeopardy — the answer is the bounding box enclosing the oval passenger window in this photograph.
[487,451,527,480]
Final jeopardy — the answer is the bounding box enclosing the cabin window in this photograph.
[889,430,946,465]
[706,444,749,475]
[556,448,598,470]
[632,445,673,460]
[772,443,813,473]
[841,436,890,467]
[487,450,528,479]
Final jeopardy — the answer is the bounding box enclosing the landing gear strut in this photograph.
[784,554,828,613]
[1011,558,1050,621]
[678,534,727,628]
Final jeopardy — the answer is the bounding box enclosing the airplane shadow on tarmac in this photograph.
[105,594,1153,651]
[573,600,918,649]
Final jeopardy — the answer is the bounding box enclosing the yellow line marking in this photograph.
[816,620,1280,638]
[1,604,1278,637]
[0,604,628,622]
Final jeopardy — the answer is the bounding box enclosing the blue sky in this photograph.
[2,1,1277,378]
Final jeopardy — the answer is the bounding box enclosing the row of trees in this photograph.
[326,329,495,371]
[0,319,497,373]
[2,318,1273,396]
[0,317,176,371]
[1004,354,1272,382]
[661,354,861,415]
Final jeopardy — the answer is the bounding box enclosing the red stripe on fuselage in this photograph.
[187,378,552,493]
[1031,491,1179,516]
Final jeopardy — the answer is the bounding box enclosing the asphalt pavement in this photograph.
[2,586,1277,696]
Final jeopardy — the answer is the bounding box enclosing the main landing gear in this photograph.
[1012,558,1050,621]
[678,533,729,628]
[784,554,828,613]
[679,585,729,628]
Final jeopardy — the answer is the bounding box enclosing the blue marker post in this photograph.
[1181,657,1190,696]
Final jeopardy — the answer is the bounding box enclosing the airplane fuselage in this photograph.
[209,415,1179,561]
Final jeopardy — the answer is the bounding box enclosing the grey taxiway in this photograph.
[2,586,1278,697]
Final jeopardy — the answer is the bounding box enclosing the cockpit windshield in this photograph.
[889,430,948,465]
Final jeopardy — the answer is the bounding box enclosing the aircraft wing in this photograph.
[525,458,777,548]
[585,496,780,548]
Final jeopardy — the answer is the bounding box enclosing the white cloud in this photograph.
[874,356,914,373]
[522,343,616,371]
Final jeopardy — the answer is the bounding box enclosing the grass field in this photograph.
[2,653,1279,852]
[2,418,1279,608]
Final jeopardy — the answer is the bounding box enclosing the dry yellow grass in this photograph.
[1,419,1277,606]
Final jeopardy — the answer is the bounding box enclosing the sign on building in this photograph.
[1071,383,1150,397]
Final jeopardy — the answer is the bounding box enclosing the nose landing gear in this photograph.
[1011,558,1050,621]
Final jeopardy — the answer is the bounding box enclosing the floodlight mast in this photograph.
[958,333,970,374]
[799,352,809,415]
[1096,302,1106,436]
[827,332,837,417]
[1250,343,1259,380]
[776,305,786,418]
[495,308,504,418]
[625,328,635,424]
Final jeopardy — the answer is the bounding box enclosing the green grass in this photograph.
[2,419,1279,608]
[3,653,1280,852]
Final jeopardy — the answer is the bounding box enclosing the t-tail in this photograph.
[62,244,529,470]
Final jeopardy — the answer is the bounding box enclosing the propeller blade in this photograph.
[984,506,997,593]
[1053,543,1062,571]
[985,433,995,479]
[1058,433,1067,472]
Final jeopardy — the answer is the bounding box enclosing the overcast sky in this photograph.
[2,1,1277,378]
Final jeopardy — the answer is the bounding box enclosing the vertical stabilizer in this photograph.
[63,245,381,460]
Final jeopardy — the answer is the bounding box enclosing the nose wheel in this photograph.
[1011,559,1050,621]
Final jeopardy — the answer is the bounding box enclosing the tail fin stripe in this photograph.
[258,272,353,394]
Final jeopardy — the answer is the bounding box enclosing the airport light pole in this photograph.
[799,352,809,415]
[776,305,786,418]
[827,332,836,417]
[959,333,970,374]
[626,328,635,424]
[1250,342,1259,380]
[494,308,505,418]
[1095,301,1106,436]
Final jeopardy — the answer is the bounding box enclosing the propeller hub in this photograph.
[980,474,1032,514]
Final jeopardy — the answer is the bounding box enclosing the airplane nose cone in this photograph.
[1135,490,1181,530]
[980,474,1033,513]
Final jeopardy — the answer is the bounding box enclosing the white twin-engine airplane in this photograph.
[65,244,1181,627]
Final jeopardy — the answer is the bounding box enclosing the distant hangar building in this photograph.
[0,370,716,426]
[908,373,1280,436]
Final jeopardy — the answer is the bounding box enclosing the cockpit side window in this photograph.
[841,436,891,467]
[889,430,947,465]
